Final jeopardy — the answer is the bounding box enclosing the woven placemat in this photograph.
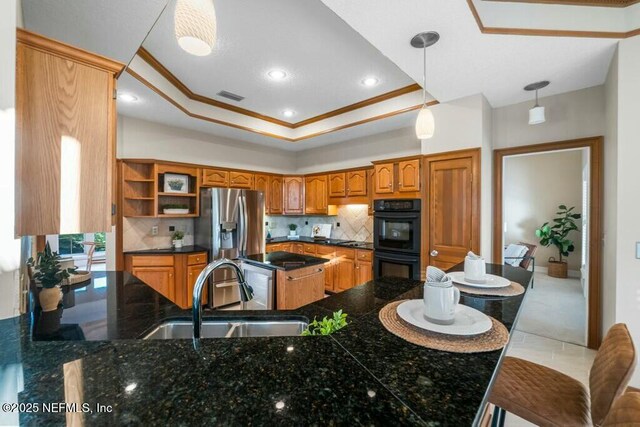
[454,281,524,297]
[379,300,509,353]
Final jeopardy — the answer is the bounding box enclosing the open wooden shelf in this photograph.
[157,192,197,197]
[125,178,155,183]
[157,214,199,218]
[125,196,154,200]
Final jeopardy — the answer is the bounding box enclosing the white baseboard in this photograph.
[533,266,581,278]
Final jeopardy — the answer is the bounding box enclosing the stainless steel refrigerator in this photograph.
[195,188,266,308]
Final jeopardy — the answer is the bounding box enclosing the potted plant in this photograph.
[288,223,298,237]
[27,242,77,312]
[172,230,185,248]
[535,204,582,278]
[163,203,190,215]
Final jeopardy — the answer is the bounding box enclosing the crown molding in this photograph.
[136,47,422,129]
[467,0,639,38]
[484,0,640,6]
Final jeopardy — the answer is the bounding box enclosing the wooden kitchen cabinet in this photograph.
[291,243,304,254]
[229,171,254,189]
[316,246,336,292]
[374,163,395,194]
[125,251,208,309]
[305,175,328,215]
[334,249,356,292]
[328,173,346,197]
[254,174,269,209]
[283,176,304,215]
[269,176,284,214]
[355,250,373,285]
[347,170,368,196]
[276,265,325,310]
[15,29,122,236]
[398,159,421,192]
[202,168,229,187]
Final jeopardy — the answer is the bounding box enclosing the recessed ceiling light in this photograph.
[268,69,287,80]
[282,110,295,118]
[361,77,379,87]
[118,93,138,103]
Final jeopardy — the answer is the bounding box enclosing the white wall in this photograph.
[614,35,640,387]
[296,126,420,174]
[117,115,298,174]
[503,150,584,270]
[0,0,21,320]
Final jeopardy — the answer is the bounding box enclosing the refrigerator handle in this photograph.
[241,193,249,254]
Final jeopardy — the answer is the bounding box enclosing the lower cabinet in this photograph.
[125,252,208,309]
[276,264,325,310]
[334,249,356,292]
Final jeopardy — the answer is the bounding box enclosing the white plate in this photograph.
[396,300,492,336]
[448,271,511,289]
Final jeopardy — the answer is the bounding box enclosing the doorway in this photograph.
[493,137,603,349]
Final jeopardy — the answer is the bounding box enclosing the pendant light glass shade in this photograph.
[175,0,217,57]
[415,106,435,139]
[528,105,545,125]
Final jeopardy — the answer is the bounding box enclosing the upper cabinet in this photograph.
[283,176,304,215]
[347,170,367,196]
[373,157,422,198]
[305,175,328,215]
[268,176,283,214]
[229,171,254,189]
[15,30,122,236]
[328,173,346,197]
[201,168,229,187]
[254,174,269,210]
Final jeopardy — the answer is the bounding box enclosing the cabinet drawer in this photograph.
[356,250,373,262]
[336,248,355,259]
[303,244,317,254]
[129,255,174,267]
[187,252,207,266]
[316,245,335,257]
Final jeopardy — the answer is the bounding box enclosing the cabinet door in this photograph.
[328,173,346,197]
[316,246,335,292]
[355,260,373,285]
[268,176,283,215]
[202,168,229,187]
[276,266,325,310]
[131,266,175,301]
[334,257,356,292]
[292,243,304,254]
[367,169,375,215]
[254,174,269,212]
[266,244,281,254]
[186,263,208,308]
[347,170,367,196]
[398,159,421,192]
[229,171,254,189]
[283,177,304,215]
[374,163,394,194]
[303,244,317,255]
[305,175,328,215]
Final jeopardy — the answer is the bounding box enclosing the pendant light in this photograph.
[411,31,439,139]
[174,0,217,56]
[524,81,549,125]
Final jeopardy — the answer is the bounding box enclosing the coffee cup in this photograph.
[423,279,460,325]
[464,256,486,284]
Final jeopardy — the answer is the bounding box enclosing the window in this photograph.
[57,234,85,255]
[46,232,107,256]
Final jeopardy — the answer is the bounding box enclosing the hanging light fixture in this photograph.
[174,0,217,56]
[524,81,549,125]
[411,31,439,139]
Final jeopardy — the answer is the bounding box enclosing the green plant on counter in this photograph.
[288,223,298,231]
[172,231,185,241]
[27,242,77,288]
[163,204,189,210]
[535,204,582,263]
[301,310,348,336]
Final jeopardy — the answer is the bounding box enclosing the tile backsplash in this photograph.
[122,217,195,252]
[266,205,373,242]
[123,204,373,252]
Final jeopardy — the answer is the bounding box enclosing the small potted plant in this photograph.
[535,204,582,278]
[27,242,77,312]
[172,230,185,249]
[163,203,190,215]
[288,223,298,237]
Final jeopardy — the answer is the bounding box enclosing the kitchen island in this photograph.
[1,264,531,426]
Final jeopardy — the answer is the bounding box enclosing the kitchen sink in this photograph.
[143,319,308,340]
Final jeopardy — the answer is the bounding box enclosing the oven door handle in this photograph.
[375,214,420,220]
[375,253,420,262]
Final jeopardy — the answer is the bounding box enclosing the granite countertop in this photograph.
[2,264,531,425]
[267,236,374,250]
[240,251,328,271]
[123,245,209,255]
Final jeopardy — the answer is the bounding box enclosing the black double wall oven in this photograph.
[373,199,421,280]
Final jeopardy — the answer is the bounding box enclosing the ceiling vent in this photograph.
[216,90,245,102]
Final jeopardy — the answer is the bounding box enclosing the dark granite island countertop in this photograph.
[267,236,374,250]
[123,245,209,255]
[1,264,532,426]
[240,251,328,271]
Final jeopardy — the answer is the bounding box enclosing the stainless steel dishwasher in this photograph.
[240,262,276,310]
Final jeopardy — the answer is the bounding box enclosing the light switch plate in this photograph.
[151,226,158,236]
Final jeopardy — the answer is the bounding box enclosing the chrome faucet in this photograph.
[192,258,253,339]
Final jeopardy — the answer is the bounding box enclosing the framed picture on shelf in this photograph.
[164,173,189,193]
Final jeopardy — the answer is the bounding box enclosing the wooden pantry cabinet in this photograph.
[15,29,122,236]
[124,251,208,309]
